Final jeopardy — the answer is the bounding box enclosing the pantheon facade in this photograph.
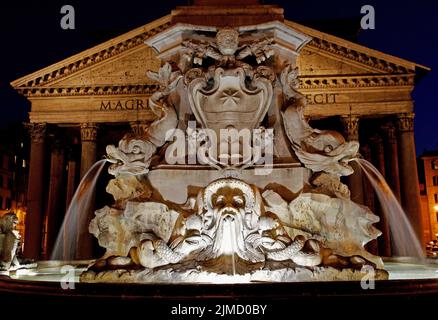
[11,1,430,259]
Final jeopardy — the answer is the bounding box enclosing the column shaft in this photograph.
[383,123,401,202]
[397,113,424,246]
[362,144,378,255]
[370,134,391,257]
[65,159,77,209]
[23,123,47,259]
[76,123,99,259]
[44,144,65,257]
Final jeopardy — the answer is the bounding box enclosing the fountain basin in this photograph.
[0,260,437,315]
[1,259,437,290]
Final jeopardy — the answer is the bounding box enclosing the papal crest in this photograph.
[187,67,273,134]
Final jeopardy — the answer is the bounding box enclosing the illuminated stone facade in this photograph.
[11,3,429,259]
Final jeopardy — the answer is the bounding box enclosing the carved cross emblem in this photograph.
[220,89,240,107]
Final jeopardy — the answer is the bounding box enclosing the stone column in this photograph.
[341,115,364,204]
[80,123,99,178]
[23,123,47,259]
[44,140,65,257]
[361,144,375,211]
[77,123,99,259]
[361,143,378,255]
[396,113,424,245]
[382,123,401,202]
[370,134,391,257]
[65,156,77,210]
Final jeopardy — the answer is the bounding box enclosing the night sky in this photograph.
[0,0,436,154]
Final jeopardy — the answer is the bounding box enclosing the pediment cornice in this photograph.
[298,74,415,90]
[285,20,429,75]
[11,15,428,98]
[11,16,171,92]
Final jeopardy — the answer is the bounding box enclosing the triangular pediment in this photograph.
[297,48,372,76]
[54,46,161,87]
[286,20,428,76]
[10,15,171,95]
[10,14,428,98]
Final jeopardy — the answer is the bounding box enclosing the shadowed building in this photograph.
[419,150,438,243]
[10,0,429,259]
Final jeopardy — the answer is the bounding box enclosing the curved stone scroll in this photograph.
[106,63,180,176]
[280,65,359,177]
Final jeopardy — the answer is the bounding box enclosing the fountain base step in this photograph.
[80,266,389,283]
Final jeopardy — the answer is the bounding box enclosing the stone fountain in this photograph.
[80,22,388,283]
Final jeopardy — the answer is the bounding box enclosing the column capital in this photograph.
[129,121,151,136]
[25,123,47,143]
[80,123,99,142]
[340,115,360,140]
[382,122,397,143]
[396,113,415,133]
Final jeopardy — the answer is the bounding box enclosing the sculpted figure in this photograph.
[106,63,180,176]
[83,26,387,282]
[134,179,349,271]
[280,65,359,176]
[0,213,20,271]
[182,27,274,67]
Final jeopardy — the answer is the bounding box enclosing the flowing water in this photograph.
[51,160,107,260]
[229,220,237,276]
[354,158,424,259]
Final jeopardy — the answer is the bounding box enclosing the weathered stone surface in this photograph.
[106,175,150,202]
[88,202,180,258]
[81,266,388,283]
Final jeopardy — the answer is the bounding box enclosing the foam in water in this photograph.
[354,158,424,259]
[51,160,107,260]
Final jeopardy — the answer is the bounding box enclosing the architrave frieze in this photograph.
[28,94,156,124]
[304,100,412,118]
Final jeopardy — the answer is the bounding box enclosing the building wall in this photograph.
[0,153,13,212]
[421,156,438,240]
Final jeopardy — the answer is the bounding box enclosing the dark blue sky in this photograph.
[0,0,436,154]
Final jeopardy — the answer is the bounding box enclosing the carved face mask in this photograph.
[216,28,239,56]
[212,187,245,219]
